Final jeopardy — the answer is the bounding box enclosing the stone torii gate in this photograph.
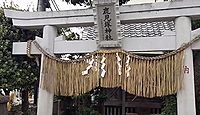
[4,0,200,115]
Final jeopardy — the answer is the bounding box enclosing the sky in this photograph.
[0,0,87,11]
[0,0,161,11]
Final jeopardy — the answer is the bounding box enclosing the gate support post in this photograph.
[122,90,126,115]
[175,17,196,115]
[37,25,57,115]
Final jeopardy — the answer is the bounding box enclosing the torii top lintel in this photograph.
[4,0,200,29]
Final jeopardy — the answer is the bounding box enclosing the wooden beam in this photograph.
[12,16,94,29]
[12,35,176,55]
[12,39,97,55]
[120,1,200,23]
[122,36,176,51]
[4,1,200,28]
[13,42,41,55]
[4,9,94,28]
[12,27,200,55]
[122,90,126,115]
[54,39,97,54]
[4,9,93,19]
[104,100,161,108]
[125,101,161,108]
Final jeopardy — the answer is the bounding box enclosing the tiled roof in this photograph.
[81,21,175,40]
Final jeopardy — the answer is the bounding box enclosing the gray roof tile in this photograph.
[81,21,175,40]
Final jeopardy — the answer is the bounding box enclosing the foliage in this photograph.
[62,0,130,6]
[76,107,100,115]
[55,90,107,114]
[0,8,40,91]
[93,93,108,104]
[192,19,200,30]
[59,28,80,40]
[9,104,37,115]
[161,95,177,115]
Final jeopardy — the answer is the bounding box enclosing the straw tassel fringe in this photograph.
[40,50,184,98]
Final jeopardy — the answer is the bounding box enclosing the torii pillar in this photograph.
[37,26,57,115]
[175,16,196,115]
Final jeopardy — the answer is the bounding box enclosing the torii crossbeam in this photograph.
[4,0,200,115]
